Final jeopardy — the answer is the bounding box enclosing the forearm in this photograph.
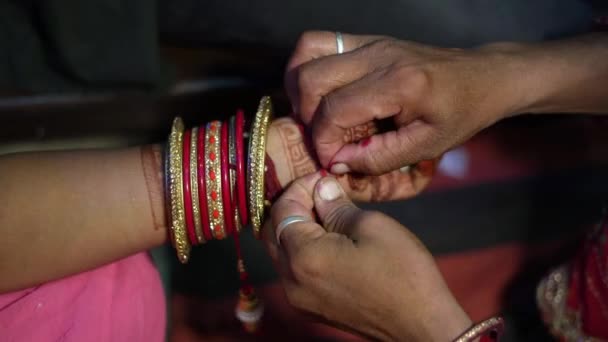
[0,117,435,292]
[499,33,608,117]
[0,146,167,292]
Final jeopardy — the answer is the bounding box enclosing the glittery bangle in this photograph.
[163,143,175,247]
[167,117,191,263]
[247,96,272,238]
[220,121,235,236]
[189,127,205,244]
[197,125,213,242]
[453,317,504,342]
[229,115,242,232]
[235,109,248,227]
[182,129,198,245]
[205,121,226,240]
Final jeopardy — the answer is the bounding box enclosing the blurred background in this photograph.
[1,1,608,341]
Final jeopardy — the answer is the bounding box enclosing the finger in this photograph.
[269,172,326,255]
[336,158,439,202]
[331,122,437,175]
[313,176,363,239]
[312,68,431,173]
[286,31,384,73]
[286,32,387,120]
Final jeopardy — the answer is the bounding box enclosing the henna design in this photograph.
[269,117,437,202]
[141,145,166,231]
[275,120,318,179]
[343,121,379,144]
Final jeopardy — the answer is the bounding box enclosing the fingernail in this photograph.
[318,178,343,202]
[330,163,350,175]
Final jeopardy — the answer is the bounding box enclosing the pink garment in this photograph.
[0,252,166,342]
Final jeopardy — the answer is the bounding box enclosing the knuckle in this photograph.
[297,64,316,94]
[318,95,336,118]
[368,38,398,53]
[324,203,360,231]
[394,65,431,98]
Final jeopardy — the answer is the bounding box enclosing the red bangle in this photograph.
[235,109,248,226]
[182,129,198,245]
[197,125,213,242]
[220,121,235,236]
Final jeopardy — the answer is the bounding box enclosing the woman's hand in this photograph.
[266,117,438,202]
[263,172,471,341]
[286,31,528,175]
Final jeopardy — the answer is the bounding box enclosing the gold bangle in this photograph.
[229,115,242,233]
[190,127,205,244]
[248,96,273,238]
[453,317,504,342]
[168,117,191,263]
[205,121,226,240]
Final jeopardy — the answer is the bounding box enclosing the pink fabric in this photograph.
[0,252,166,342]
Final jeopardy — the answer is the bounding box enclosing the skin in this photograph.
[286,31,608,175]
[273,30,608,340]
[263,173,471,341]
[0,117,433,293]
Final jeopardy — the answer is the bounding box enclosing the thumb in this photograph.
[313,176,363,238]
[330,121,435,175]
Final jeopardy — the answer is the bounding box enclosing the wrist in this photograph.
[390,294,472,341]
[473,41,538,121]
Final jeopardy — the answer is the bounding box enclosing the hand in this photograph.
[266,117,438,202]
[263,172,471,341]
[286,31,526,175]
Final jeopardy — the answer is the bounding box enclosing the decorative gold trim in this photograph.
[168,117,191,263]
[248,96,273,238]
[190,127,205,244]
[536,265,601,341]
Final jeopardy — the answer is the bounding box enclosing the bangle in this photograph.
[167,117,191,263]
[235,109,248,226]
[163,143,175,247]
[197,125,213,242]
[229,115,242,232]
[247,96,273,238]
[189,127,205,244]
[453,317,504,342]
[205,121,226,240]
[220,121,235,236]
[182,129,198,245]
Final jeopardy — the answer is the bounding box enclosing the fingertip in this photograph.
[315,176,346,202]
[329,162,350,175]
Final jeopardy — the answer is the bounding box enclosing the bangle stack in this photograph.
[164,96,274,332]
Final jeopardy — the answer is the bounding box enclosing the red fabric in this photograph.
[565,222,608,338]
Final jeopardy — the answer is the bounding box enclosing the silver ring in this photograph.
[276,215,310,246]
[335,32,344,54]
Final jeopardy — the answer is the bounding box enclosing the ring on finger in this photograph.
[335,32,344,54]
[276,215,311,246]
